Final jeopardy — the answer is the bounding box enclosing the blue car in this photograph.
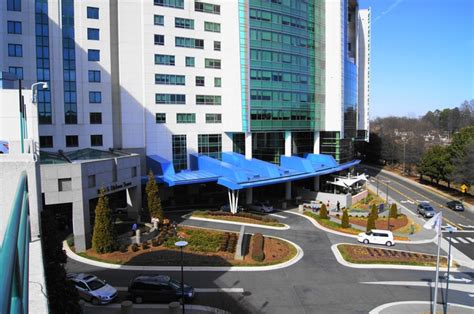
[0,140,9,154]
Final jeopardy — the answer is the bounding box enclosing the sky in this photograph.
[358,0,474,118]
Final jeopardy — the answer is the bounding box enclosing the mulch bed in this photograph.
[338,244,448,267]
[349,215,409,231]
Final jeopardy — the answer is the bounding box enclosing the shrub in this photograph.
[341,210,350,228]
[219,233,230,251]
[370,204,379,220]
[251,233,265,262]
[227,234,237,253]
[92,189,118,254]
[145,170,164,221]
[119,244,129,253]
[366,213,376,232]
[141,241,149,250]
[131,243,139,252]
[390,203,398,219]
[151,238,160,247]
[319,204,328,219]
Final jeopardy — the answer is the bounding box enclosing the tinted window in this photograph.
[88,279,105,291]
[75,281,88,290]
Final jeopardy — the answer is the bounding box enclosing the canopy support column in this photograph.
[227,189,240,214]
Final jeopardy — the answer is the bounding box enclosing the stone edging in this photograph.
[63,234,303,272]
[330,243,460,272]
[186,214,291,230]
[368,301,474,314]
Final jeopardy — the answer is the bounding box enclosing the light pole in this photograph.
[31,82,48,104]
[384,180,390,204]
[444,226,456,313]
[175,240,188,314]
[402,140,406,174]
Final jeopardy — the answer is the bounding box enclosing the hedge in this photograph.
[251,233,265,262]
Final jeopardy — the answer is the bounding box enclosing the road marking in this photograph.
[115,287,244,293]
[467,237,474,242]
[450,238,459,243]
[456,237,469,244]
[444,274,472,283]
[361,281,474,294]
[400,200,414,204]
[459,224,474,229]
[269,213,287,219]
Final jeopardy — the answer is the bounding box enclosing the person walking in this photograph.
[337,201,341,212]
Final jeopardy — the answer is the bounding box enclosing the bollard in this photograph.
[282,202,287,210]
[135,229,141,244]
[121,300,133,314]
[153,220,158,230]
[79,300,86,314]
[168,301,180,314]
[298,204,304,213]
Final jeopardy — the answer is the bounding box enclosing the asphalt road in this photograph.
[360,166,474,260]
[66,210,474,313]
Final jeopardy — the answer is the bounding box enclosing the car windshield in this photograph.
[169,278,181,290]
[88,279,106,291]
[365,231,372,235]
[263,202,271,206]
[425,206,434,211]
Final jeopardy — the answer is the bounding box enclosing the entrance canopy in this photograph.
[146,152,360,190]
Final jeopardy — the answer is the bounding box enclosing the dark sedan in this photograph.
[446,200,464,211]
[128,275,195,304]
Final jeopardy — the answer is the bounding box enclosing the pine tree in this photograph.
[366,213,376,232]
[341,209,350,228]
[146,170,164,221]
[92,188,117,253]
[319,203,328,219]
[370,204,379,220]
[390,203,398,219]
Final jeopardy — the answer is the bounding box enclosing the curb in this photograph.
[369,301,474,314]
[330,243,461,272]
[185,215,290,230]
[63,234,304,272]
[85,302,231,314]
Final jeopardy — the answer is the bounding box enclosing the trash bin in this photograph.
[298,204,304,213]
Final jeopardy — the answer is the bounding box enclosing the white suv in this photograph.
[357,229,395,246]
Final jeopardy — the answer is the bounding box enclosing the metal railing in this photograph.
[0,172,30,314]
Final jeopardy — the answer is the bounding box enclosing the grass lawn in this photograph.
[192,210,285,227]
[349,190,386,211]
[337,244,450,267]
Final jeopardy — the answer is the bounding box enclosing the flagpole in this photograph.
[433,212,442,314]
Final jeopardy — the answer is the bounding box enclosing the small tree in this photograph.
[370,204,379,220]
[319,203,328,219]
[341,209,350,228]
[390,203,398,219]
[92,188,117,253]
[366,213,376,232]
[146,170,164,222]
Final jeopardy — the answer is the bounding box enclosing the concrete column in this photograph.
[246,188,253,205]
[313,131,320,154]
[245,132,252,159]
[126,186,141,219]
[313,176,320,191]
[284,131,292,157]
[285,182,291,200]
[73,198,91,252]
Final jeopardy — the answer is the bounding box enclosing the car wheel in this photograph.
[134,296,143,304]
[385,241,392,247]
[363,239,369,244]
[91,298,100,306]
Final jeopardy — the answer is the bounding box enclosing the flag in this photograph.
[423,211,442,234]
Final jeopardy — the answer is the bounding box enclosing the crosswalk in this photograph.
[448,236,474,244]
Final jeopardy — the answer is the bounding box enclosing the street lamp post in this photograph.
[175,240,188,314]
[444,226,456,313]
[385,180,390,204]
[31,82,48,104]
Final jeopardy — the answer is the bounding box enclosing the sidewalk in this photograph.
[369,301,473,314]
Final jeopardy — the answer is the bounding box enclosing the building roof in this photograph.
[40,148,131,164]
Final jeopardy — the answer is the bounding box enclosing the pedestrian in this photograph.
[132,223,138,235]
[337,201,340,212]
[326,200,330,209]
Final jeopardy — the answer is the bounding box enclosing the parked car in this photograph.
[446,200,464,212]
[0,140,9,154]
[248,201,274,213]
[113,206,129,214]
[128,274,195,304]
[417,202,436,218]
[67,273,118,305]
[357,230,395,246]
[219,204,244,213]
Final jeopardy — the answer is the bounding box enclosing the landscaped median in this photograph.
[69,226,298,267]
[189,210,289,230]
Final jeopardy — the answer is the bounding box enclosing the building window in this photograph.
[155,74,185,85]
[154,15,164,25]
[176,113,196,124]
[58,178,72,192]
[89,91,102,103]
[214,41,221,51]
[185,57,195,67]
[154,0,184,9]
[36,0,52,125]
[206,113,221,124]
[175,37,204,49]
[195,1,220,14]
[205,58,221,69]
[214,77,221,87]
[91,134,103,146]
[7,21,22,34]
[65,135,78,147]
[154,34,165,45]
[88,70,101,82]
[196,95,221,105]
[348,43,352,52]
[88,175,96,188]
[155,54,175,65]
[7,0,21,11]
[40,136,53,148]
[175,17,194,29]
[195,76,205,86]
[8,66,23,80]
[172,135,187,171]
[8,44,22,57]
[198,134,222,159]
[155,94,186,104]
[87,28,100,40]
[88,49,100,61]
[204,21,220,33]
[87,6,99,19]
[131,167,137,178]
[155,113,166,123]
[63,0,78,125]
[90,112,102,124]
